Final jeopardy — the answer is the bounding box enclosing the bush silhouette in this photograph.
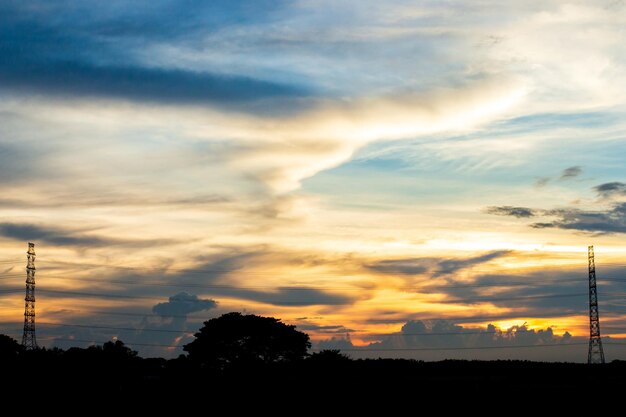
[103,340,138,359]
[184,312,310,369]
[0,334,22,359]
[309,349,351,363]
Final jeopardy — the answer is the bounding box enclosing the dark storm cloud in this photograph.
[367,250,511,276]
[152,292,217,317]
[484,206,536,218]
[0,1,307,106]
[531,203,626,234]
[594,182,626,198]
[559,166,582,180]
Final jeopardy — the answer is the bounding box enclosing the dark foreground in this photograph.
[3,348,626,406]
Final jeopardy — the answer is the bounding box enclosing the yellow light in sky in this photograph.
[491,320,528,330]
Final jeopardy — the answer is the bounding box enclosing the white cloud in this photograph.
[0,75,525,196]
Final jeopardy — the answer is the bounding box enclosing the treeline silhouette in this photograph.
[2,312,626,405]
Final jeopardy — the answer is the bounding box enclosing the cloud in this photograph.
[534,177,550,188]
[152,292,217,317]
[0,62,307,107]
[0,71,526,205]
[531,203,626,234]
[429,274,588,313]
[294,320,354,334]
[420,263,626,316]
[0,1,305,108]
[317,334,355,351]
[233,287,353,307]
[315,319,580,361]
[367,250,511,277]
[206,76,526,193]
[367,259,428,275]
[559,166,582,180]
[486,182,626,234]
[384,320,571,349]
[435,251,511,276]
[485,206,536,218]
[0,222,114,247]
[0,222,178,249]
[594,182,626,198]
[37,247,359,308]
[170,250,360,306]
[0,194,231,210]
[0,143,35,184]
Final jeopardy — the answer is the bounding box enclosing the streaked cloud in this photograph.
[0,222,116,247]
[485,206,536,218]
[0,1,304,108]
[367,251,512,277]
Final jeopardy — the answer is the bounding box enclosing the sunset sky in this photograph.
[1,1,626,360]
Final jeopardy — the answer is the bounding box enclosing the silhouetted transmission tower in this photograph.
[22,242,38,350]
[587,245,605,364]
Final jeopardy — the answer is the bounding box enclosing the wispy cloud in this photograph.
[0,1,305,108]
[532,203,626,234]
[559,166,583,180]
[0,222,177,249]
[0,222,114,247]
[367,251,512,277]
[485,183,626,234]
[594,182,626,199]
[485,206,536,218]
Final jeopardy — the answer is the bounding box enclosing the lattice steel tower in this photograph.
[587,245,605,364]
[22,242,38,350]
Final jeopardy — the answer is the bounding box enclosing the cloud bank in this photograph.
[152,292,217,317]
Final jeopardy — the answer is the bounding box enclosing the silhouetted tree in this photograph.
[309,349,351,363]
[103,340,138,359]
[184,312,310,369]
[0,334,22,358]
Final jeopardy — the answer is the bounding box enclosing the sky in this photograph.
[1,0,626,361]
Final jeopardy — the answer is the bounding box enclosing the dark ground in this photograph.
[3,348,626,408]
